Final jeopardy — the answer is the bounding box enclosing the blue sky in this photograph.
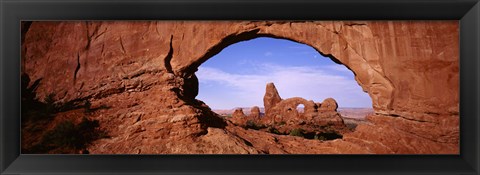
[196,37,372,109]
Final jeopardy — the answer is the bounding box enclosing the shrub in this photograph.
[44,93,56,106]
[315,132,343,141]
[345,122,357,131]
[245,120,265,130]
[44,93,57,114]
[314,135,327,141]
[36,117,106,153]
[289,128,305,137]
[42,120,77,148]
[268,127,283,135]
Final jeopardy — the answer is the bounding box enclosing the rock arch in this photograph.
[23,21,459,117]
[270,97,315,120]
[170,23,393,113]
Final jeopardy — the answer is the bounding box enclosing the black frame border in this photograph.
[1,0,479,174]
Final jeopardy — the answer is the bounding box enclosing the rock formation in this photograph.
[21,21,459,154]
[229,108,247,126]
[257,83,346,136]
[319,98,338,112]
[249,106,261,120]
[263,83,282,115]
[232,108,246,118]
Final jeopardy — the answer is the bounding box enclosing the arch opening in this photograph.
[194,37,372,112]
[191,36,375,136]
[296,104,305,114]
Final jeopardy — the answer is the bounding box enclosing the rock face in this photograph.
[230,108,247,126]
[232,108,246,118]
[21,21,459,154]
[319,98,338,112]
[250,106,261,118]
[263,83,282,115]
[257,83,347,136]
[249,106,262,122]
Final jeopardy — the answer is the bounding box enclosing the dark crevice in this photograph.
[242,138,254,147]
[425,111,440,115]
[119,36,127,54]
[100,43,105,56]
[164,35,174,74]
[303,132,343,140]
[388,113,401,117]
[344,23,367,27]
[94,27,108,40]
[73,53,81,84]
[85,22,102,50]
[85,22,91,50]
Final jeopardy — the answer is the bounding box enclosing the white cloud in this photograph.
[196,63,372,109]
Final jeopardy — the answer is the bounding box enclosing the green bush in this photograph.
[268,127,283,135]
[289,128,305,137]
[245,120,265,130]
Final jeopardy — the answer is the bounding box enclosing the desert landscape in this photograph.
[214,106,373,129]
[21,21,459,154]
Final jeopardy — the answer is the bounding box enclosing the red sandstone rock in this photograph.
[250,106,261,118]
[232,108,246,118]
[229,108,247,126]
[258,83,347,136]
[263,82,282,115]
[319,98,338,112]
[21,21,459,154]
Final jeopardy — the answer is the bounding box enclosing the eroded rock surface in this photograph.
[21,21,459,154]
[249,83,346,137]
[263,83,282,115]
[230,108,247,126]
[250,106,261,119]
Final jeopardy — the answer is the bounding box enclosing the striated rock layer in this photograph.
[22,21,459,154]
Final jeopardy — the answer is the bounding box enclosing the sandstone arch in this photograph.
[269,97,315,120]
[23,21,459,116]
[173,26,392,113]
